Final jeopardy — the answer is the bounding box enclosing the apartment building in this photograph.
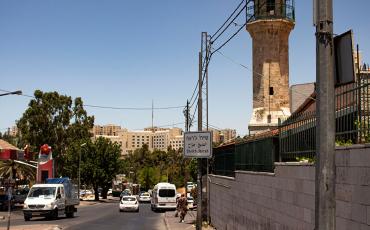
[93,126,184,156]
[93,124,235,156]
[92,124,123,136]
[210,128,237,143]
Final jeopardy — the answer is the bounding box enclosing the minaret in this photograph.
[247,0,295,134]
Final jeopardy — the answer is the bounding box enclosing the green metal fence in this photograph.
[235,136,278,172]
[211,144,235,177]
[279,75,370,161]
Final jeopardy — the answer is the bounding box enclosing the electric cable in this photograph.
[211,0,246,40]
[213,50,317,101]
[211,3,247,44]
[0,89,187,110]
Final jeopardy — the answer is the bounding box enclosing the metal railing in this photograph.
[247,0,295,22]
[211,144,235,177]
[235,136,278,172]
[279,75,370,161]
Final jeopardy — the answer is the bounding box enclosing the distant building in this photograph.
[92,124,123,136]
[209,128,237,144]
[93,125,184,156]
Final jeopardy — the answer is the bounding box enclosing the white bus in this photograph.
[151,182,177,211]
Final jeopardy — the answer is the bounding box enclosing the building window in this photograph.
[267,0,275,13]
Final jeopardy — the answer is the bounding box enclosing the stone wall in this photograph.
[209,144,370,230]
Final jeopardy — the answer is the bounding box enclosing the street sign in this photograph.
[183,131,212,158]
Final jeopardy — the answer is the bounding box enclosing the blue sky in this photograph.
[0,0,369,136]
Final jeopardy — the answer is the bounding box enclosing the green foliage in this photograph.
[78,137,122,201]
[138,166,160,191]
[122,146,195,190]
[335,139,353,147]
[16,90,94,176]
[0,132,17,146]
[295,156,315,163]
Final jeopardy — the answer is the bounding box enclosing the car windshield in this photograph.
[140,193,149,196]
[28,187,56,198]
[158,189,175,197]
[122,197,136,201]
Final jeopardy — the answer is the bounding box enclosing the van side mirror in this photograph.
[57,194,61,199]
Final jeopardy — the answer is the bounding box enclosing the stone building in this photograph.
[246,0,295,134]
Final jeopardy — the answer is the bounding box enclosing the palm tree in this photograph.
[0,160,36,182]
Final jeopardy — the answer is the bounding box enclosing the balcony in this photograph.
[247,0,295,23]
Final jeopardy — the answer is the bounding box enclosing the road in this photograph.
[0,200,168,230]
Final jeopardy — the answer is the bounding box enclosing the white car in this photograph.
[187,196,195,210]
[119,196,139,212]
[138,192,151,203]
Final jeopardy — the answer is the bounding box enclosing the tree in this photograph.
[16,90,94,176]
[0,160,36,182]
[80,137,122,201]
[138,166,160,191]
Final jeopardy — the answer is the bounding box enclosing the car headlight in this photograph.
[46,202,55,208]
[23,204,28,209]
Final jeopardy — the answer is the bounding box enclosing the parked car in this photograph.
[138,192,151,203]
[119,196,139,212]
[120,189,132,199]
[13,189,29,204]
[187,196,195,210]
[0,194,14,211]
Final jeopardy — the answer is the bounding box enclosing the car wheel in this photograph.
[53,208,58,220]
[136,208,139,212]
[24,215,31,221]
[66,211,74,218]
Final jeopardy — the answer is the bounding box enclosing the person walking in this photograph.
[178,193,188,223]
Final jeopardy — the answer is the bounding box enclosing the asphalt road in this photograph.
[0,201,168,230]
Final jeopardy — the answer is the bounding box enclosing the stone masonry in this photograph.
[247,19,294,133]
[209,144,370,230]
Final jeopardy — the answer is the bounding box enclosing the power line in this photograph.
[211,0,246,40]
[213,50,317,101]
[211,3,247,44]
[211,20,247,55]
[84,104,185,111]
[0,89,186,111]
[189,81,199,105]
[211,0,266,55]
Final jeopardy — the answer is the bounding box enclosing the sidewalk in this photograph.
[164,210,215,230]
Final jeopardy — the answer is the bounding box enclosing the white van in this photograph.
[151,182,177,211]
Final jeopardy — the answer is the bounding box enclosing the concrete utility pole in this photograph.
[196,51,203,230]
[314,0,335,229]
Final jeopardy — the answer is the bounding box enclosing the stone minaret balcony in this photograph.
[247,0,295,22]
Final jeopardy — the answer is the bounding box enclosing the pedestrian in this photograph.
[174,195,180,217]
[178,193,188,223]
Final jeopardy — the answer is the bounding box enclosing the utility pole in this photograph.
[184,100,190,132]
[314,0,335,229]
[196,50,203,230]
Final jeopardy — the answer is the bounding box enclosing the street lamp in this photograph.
[0,90,22,97]
[79,143,87,199]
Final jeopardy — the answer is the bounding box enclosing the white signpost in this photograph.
[184,131,212,158]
